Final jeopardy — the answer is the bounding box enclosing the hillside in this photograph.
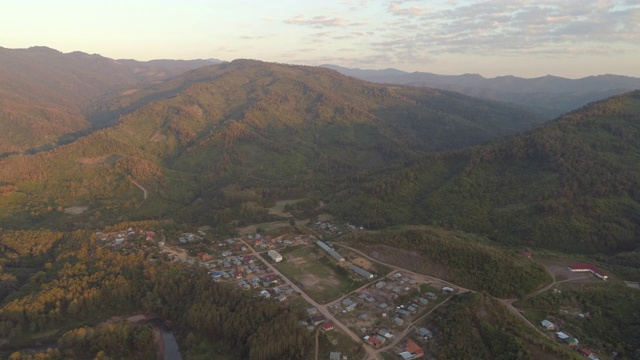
[0,46,216,153]
[331,91,640,254]
[323,64,640,118]
[0,59,543,229]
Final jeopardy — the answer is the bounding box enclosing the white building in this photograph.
[268,250,283,262]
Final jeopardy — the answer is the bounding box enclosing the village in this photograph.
[94,222,619,360]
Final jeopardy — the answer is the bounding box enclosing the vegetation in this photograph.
[345,226,551,298]
[515,282,640,359]
[0,59,543,230]
[333,91,640,254]
[427,293,582,360]
[0,231,313,359]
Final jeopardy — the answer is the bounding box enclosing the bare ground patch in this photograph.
[300,274,320,287]
[64,206,88,214]
[268,199,304,217]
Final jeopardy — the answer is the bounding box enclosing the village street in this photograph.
[237,239,382,360]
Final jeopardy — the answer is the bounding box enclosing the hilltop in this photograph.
[331,90,640,254]
[0,46,217,153]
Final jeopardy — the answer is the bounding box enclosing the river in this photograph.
[148,319,182,360]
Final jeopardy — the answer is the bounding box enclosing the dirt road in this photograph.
[237,239,382,360]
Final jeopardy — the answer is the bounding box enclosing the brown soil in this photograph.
[300,275,320,287]
[351,257,374,270]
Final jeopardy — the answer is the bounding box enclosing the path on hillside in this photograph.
[237,239,381,360]
[131,179,148,203]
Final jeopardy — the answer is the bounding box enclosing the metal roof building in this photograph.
[349,264,375,279]
[316,240,345,262]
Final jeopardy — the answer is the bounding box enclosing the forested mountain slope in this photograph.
[0,59,542,229]
[331,91,640,254]
[0,46,214,153]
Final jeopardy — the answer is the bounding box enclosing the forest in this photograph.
[0,230,313,359]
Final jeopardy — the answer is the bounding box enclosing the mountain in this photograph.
[331,90,640,254]
[0,59,543,228]
[0,46,218,153]
[322,64,640,119]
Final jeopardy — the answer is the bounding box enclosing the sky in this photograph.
[1,0,639,78]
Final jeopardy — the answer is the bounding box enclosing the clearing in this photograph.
[274,246,359,304]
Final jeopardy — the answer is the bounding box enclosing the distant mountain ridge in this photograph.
[322,64,640,119]
[0,46,220,153]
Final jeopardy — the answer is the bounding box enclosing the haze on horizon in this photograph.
[1,0,639,79]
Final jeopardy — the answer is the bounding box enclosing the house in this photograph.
[374,335,387,344]
[348,264,375,279]
[407,305,417,313]
[579,349,592,357]
[375,281,386,288]
[307,307,318,316]
[343,298,355,307]
[564,337,579,347]
[275,294,287,302]
[569,264,608,280]
[394,317,404,325]
[359,313,370,321]
[419,328,433,339]
[541,319,556,330]
[442,286,454,293]
[379,303,388,309]
[398,309,411,317]
[555,332,569,340]
[311,315,327,326]
[426,292,437,299]
[267,250,283,262]
[329,352,341,360]
[404,339,425,358]
[418,297,429,305]
[378,329,393,339]
[259,290,271,298]
[365,335,382,347]
[321,321,334,332]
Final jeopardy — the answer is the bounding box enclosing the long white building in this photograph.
[316,241,345,262]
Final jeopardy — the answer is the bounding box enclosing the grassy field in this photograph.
[275,245,360,304]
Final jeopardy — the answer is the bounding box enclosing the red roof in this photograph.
[569,264,607,277]
[579,348,592,356]
[322,322,334,330]
[368,337,381,346]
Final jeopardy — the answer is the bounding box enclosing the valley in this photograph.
[0,51,639,360]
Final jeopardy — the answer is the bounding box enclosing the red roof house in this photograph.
[321,322,334,332]
[569,264,608,280]
[579,349,593,356]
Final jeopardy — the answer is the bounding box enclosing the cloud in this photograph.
[284,14,347,28]
[376,0,640,57]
